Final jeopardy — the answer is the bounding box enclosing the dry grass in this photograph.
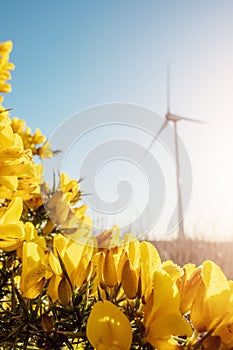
[152,239,233,279]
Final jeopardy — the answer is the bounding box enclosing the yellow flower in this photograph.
[47,191,71,226]
[140,241,161,301]
[38,140,53,159]
[32,128,46,144]
[0,197,46,254]
[177,263,201,315]
[118,238,160,300]
[0,81,11,94]
[20,241,52,299]
[115,239,161,301]
[190,260,231,333]
[0,197,24,251]
[92,237,162,301]
[0,115,15,148]
[23,221,46,250]
[0,115,41,199]
[10,117,26,134]
[90,247,124,301]
[47,191,91,231]
[25,191,43,211]
[213,314,233,346]
[91,251,105,293]
[103,248,118,288]
[143,269,192,348]
[47,173,92,231]
[58,173,80,204]
[11,117,52,158]
[0,40,15,94]
[117,237,142,299]
[148,337,181,350]
[121,257,138,299]
[162,260,183,281]
[0,40,13,55]
[86,300,132,350]
[47,234,94,304]
[205,282,233,347]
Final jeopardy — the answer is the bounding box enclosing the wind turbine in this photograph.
[144,66,205,240]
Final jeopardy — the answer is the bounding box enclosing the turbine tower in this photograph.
[145,65,205,240]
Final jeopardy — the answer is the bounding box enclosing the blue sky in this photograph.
[1,1,233,240]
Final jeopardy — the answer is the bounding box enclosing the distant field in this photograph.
[153,239,233,279]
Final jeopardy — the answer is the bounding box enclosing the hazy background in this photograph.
[1,1,233,241]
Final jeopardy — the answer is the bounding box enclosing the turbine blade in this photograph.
[169,113,206,124]
[140,120,168,162]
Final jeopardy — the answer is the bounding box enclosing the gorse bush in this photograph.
[0,40,233,350]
